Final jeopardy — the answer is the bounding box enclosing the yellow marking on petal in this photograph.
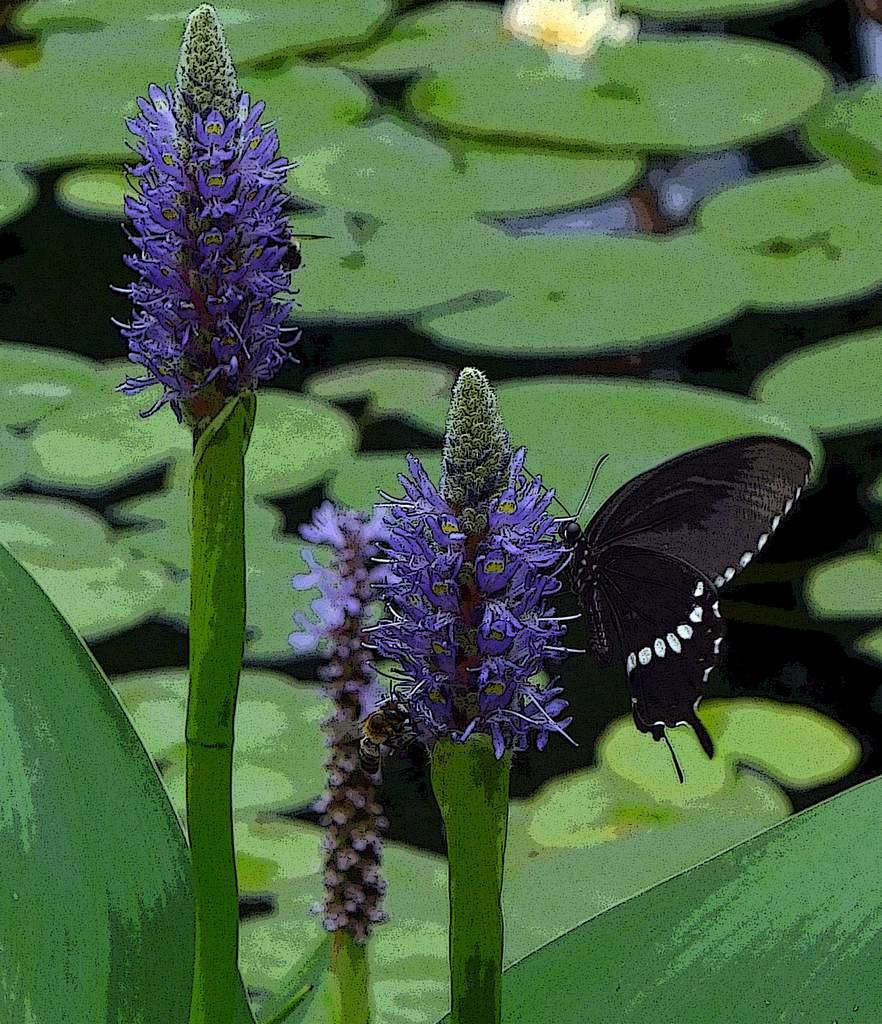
[162,153,175,166]
[488,629,505,641]
[432,582,450,596]
[249,135,262,149]
[207,175,225,187]
[441,519,458,534]
[484,682,506,696]
[485,558,505,574]
[497,500,516,513]
[204,231,223,246]
[428,689,445,703]
[161,208,178,221]
[431,642,446,655]
[206,122,223,134]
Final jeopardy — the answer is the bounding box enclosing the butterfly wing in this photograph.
[573,436,811,758]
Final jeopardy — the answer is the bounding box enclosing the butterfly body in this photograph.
[561,436,812,763]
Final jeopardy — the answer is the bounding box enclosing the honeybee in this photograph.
[281,234,332,273]
[359,699,413,777]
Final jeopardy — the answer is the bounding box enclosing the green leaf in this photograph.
[55,165,133,219]
[752,327,882,436]
[0,162,37,226]
[406,30,830,154]
[417,233,749,356]
[0,494,167,639]
[12,0,393,63]
[622,0,807,19]
[696,164,882,310]
[803,538,882,619]
[0,541,255,1023]
[327,450,443,511]
[0,341,106,429]
[485,776,882,1024]
[802,81,882,183]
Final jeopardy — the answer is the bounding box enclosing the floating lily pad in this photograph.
[305,359,454,435]
[752,328,882,436]
[417,232,749,356]
[111,668,329,823]
[804,538,882,620]
[0,341,105,429]
[855,627,882,666]
[696,164,882,311]
[0,33,374,166]
[0,435,32,491]
[327,450,443,511]
[55,165,133,219]
[291,114,642,216]
[12,0,393,63]
[113,464,346,661]
[406,26,830,154]
[0,494,167,638]
[0,162,37,226]
[289,207,517,322]
[622,0,806,18]
[803,81,882,183]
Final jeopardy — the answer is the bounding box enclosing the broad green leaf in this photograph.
[12,0,393,63]
[306,359,454,435]
[0,437,31,491]
[696,164,882,310]
[855,626,882,667]
[622,0,806,18]
[803,538,882,619]
[0,542,255,1024]
[752,328,882,435]
[0,495,167,639]
[407,28,830,154]
[0,34,374,166]
[112,669,328,822]
[55,165,133,219]
[0,341,105,429]
[0,162,37,226]
[417,233,749,356]
[490,776,882,1024]
[327,450,443,511]
[803,81,882,183]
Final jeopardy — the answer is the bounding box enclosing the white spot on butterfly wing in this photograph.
[693,581,704,597]
[626,652,637,674]
[689,605,703,623]
[677,623,693,640]
[757,533,768,551]
[714,575,725,588]
[712,601,721,618]
[739,551,752,568]
[723,566,736,582]
[654,638,666,658]
[638,647,652,665]
[703,666,714,682]
[772,514,782,531]
[667,632,681,654]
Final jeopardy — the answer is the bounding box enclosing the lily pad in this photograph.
[0,33,375,166]
[696,164,882,311]
[855,627,882,666]
[111,668,329,823]
[0,162,37,226]
[0,436,32,491]
[417,232,749,356]
[327,450,443,511]
[12,0,393,63]
[622,0,807,18]
[0,341,105,429]
[0,494,167,638]
[406,24,830,154]
[752,328,882,436]
[55,165,133,219]
[305,359,454,435]
[803,538,882,620]
[803,80,882,183]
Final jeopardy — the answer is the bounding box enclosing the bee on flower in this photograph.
[503,0,639,59]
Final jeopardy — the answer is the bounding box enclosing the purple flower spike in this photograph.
[291,501,392,943]
[370,368,576,759]
[114,7,300,423]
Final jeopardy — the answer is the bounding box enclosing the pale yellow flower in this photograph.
[503,0,639,59]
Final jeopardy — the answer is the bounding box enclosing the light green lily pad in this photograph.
[0,435,32,491]
[305,359,454,435]
[291,113,642,216]
[417,232,749,356]
[752,328,882,436]
[804,538,882,620]
[111,668,329,823]
[0,162,37,226]
[0,494,167,638]
[0,342,106,429]
[407,27,830,154]
[803,80,882,183]
[855,626,882,666]
[327,450,443,511]
[12,0,393,63]
[55,165,133,219]
[0,33,375,166]
[622,0,807,18]
[696,164,882,311]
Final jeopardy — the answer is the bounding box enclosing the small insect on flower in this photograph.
[359,697,415,778]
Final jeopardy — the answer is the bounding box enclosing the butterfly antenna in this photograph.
[573,453,610,521]
[522,465,574,519]
[662,731,685,785]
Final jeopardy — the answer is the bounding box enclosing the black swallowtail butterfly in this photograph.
[559,436,812,779]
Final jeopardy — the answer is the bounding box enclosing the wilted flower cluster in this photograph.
[370,370,574,759]
[290,501,391,942]
[114,4,299,420]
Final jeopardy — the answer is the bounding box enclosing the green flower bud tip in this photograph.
[441,367,512,513]
[174,3,239,137]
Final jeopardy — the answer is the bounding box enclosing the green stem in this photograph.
[431,735,511,1024]
[186,395,256,1024]
[329,930,370,1024]
[260,985,314,1024]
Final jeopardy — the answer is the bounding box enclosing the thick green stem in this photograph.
[186,395,256,1024]
[431,735,511,1024]
[329,929,370,1024]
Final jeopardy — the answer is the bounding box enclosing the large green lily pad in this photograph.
[416,232,749,356]
[0,162,37,226]
[55,165,134,219]
[0,494,167,638]
[752,328,882,435]
[803,537,882,620]
[0,542,256,1023]
[12,0,393,63]
[803,80,882,183]
[0,33,374,166]
[406,25,830,154]
[112,668,329,824]
[695,164,882,311]
[622,0,807,18]
[327,450,444,511]
[493,776,882,1024]
[0,341,105,429]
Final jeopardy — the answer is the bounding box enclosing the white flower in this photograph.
[503,0,639,59]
